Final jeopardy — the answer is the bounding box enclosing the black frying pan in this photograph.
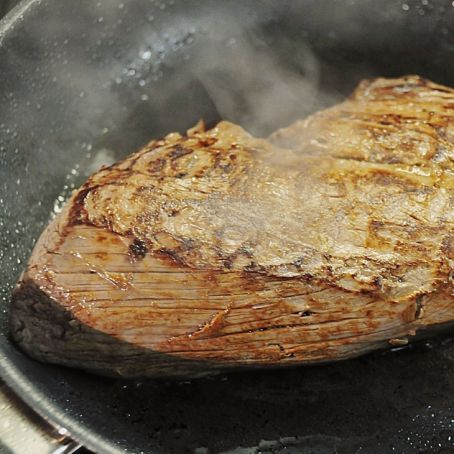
[2,1,454,452]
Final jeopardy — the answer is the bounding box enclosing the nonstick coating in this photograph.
[3,1,454,453]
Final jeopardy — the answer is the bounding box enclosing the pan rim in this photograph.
[0,1,125,453]
[0,0,38,43]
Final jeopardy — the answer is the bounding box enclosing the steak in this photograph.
[10,75,454,378]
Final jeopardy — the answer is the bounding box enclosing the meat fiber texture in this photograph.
[10,76,454,378]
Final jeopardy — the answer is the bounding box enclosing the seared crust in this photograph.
[9,76,454,378]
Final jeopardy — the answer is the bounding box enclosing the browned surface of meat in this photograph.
[10,75,454,378]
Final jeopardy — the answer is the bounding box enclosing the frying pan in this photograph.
[2,1,454,452]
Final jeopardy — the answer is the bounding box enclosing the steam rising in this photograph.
[1,1,333,237]
[28,5,332,238]
[104,4,328,141]
[187,26,321,135]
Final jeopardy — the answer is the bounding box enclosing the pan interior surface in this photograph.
[2,1,454,452]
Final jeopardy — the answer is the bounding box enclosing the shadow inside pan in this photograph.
[7,330,454,453]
